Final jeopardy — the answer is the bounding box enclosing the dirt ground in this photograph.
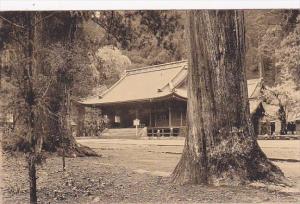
[1,138,300,203]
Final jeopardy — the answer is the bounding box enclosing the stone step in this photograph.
[100,128,141,139]
[100,135,139,139]
[102,132,138,135]
[103,128,137,132]
[103,131,137,134]
[102,133,138,137]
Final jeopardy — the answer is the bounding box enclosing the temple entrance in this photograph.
[120,109,136,128]
[102,99,187,130]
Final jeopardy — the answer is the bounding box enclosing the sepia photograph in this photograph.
[0,1,300,203]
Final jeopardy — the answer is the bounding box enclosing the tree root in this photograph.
[171,140,286,186]
[57,143,100,158]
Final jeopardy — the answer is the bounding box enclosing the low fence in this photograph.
[258,135,300,140]
[147,127,185,137]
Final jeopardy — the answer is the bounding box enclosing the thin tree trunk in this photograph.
[61,84,69,171]
[172,10,284,185]
[279,105,287,135]
[25,12,38,204]
[60,114,66,171]
[58,84,68,170]
[28,154,37,204]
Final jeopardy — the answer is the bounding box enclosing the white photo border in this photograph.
[0,0,299,11]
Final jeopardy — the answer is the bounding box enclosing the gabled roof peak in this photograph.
[126,60,187,75]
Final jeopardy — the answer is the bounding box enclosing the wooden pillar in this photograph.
[169,106,172,127]
[154,112,157,127]
[149,108,152,127]
[180,110,183,126]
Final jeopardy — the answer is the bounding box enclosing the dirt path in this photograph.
[78,139,300,181]
[1,139,300,203]
[2,154,300,204]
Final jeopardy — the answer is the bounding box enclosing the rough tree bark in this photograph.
[172,10,284,185]
[36,12,98,157]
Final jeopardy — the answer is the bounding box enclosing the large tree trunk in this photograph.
[172,11,283,185]
[36,12,98,157]
[43,83,98,157]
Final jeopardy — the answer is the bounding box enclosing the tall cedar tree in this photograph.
[172,11,284,185]
[1,12,98,203]
[39,12,98,157]
[22,12,39,204]
[0,12,40,203]
[1,11,183,155]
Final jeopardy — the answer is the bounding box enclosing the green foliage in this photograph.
[91,11,186,67]
[90,45,131,86]
[83,107,107,137]
[245,10,281,77]
[271,18,300,121]
[245,10,299,82]
[44,42,95,99]
[275,19,300,84]
[259,25,283,62]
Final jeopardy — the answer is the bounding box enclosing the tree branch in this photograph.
[37,78,54,99]
[263,86,283,106]
[92,18,124,47]
[33,12,58,27]
[0,15,25,29]
[1,12,57,31]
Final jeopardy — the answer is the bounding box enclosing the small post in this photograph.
[136,125,138,136]
[135,109,139,136]
[134,118,140,137]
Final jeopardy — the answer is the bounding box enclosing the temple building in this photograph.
[77,60,264,137]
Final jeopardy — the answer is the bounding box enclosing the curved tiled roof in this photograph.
[79,60,263,112]
[80,60,188,106]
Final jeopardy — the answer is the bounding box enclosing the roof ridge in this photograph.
[99,72,128,98]
[159,64,188,92]
[126,60,187,75]
[248,78,263,98]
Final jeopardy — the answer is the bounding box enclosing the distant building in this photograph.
[77,60,264,137]
[260,103,300,135]
[287,112,300,134]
